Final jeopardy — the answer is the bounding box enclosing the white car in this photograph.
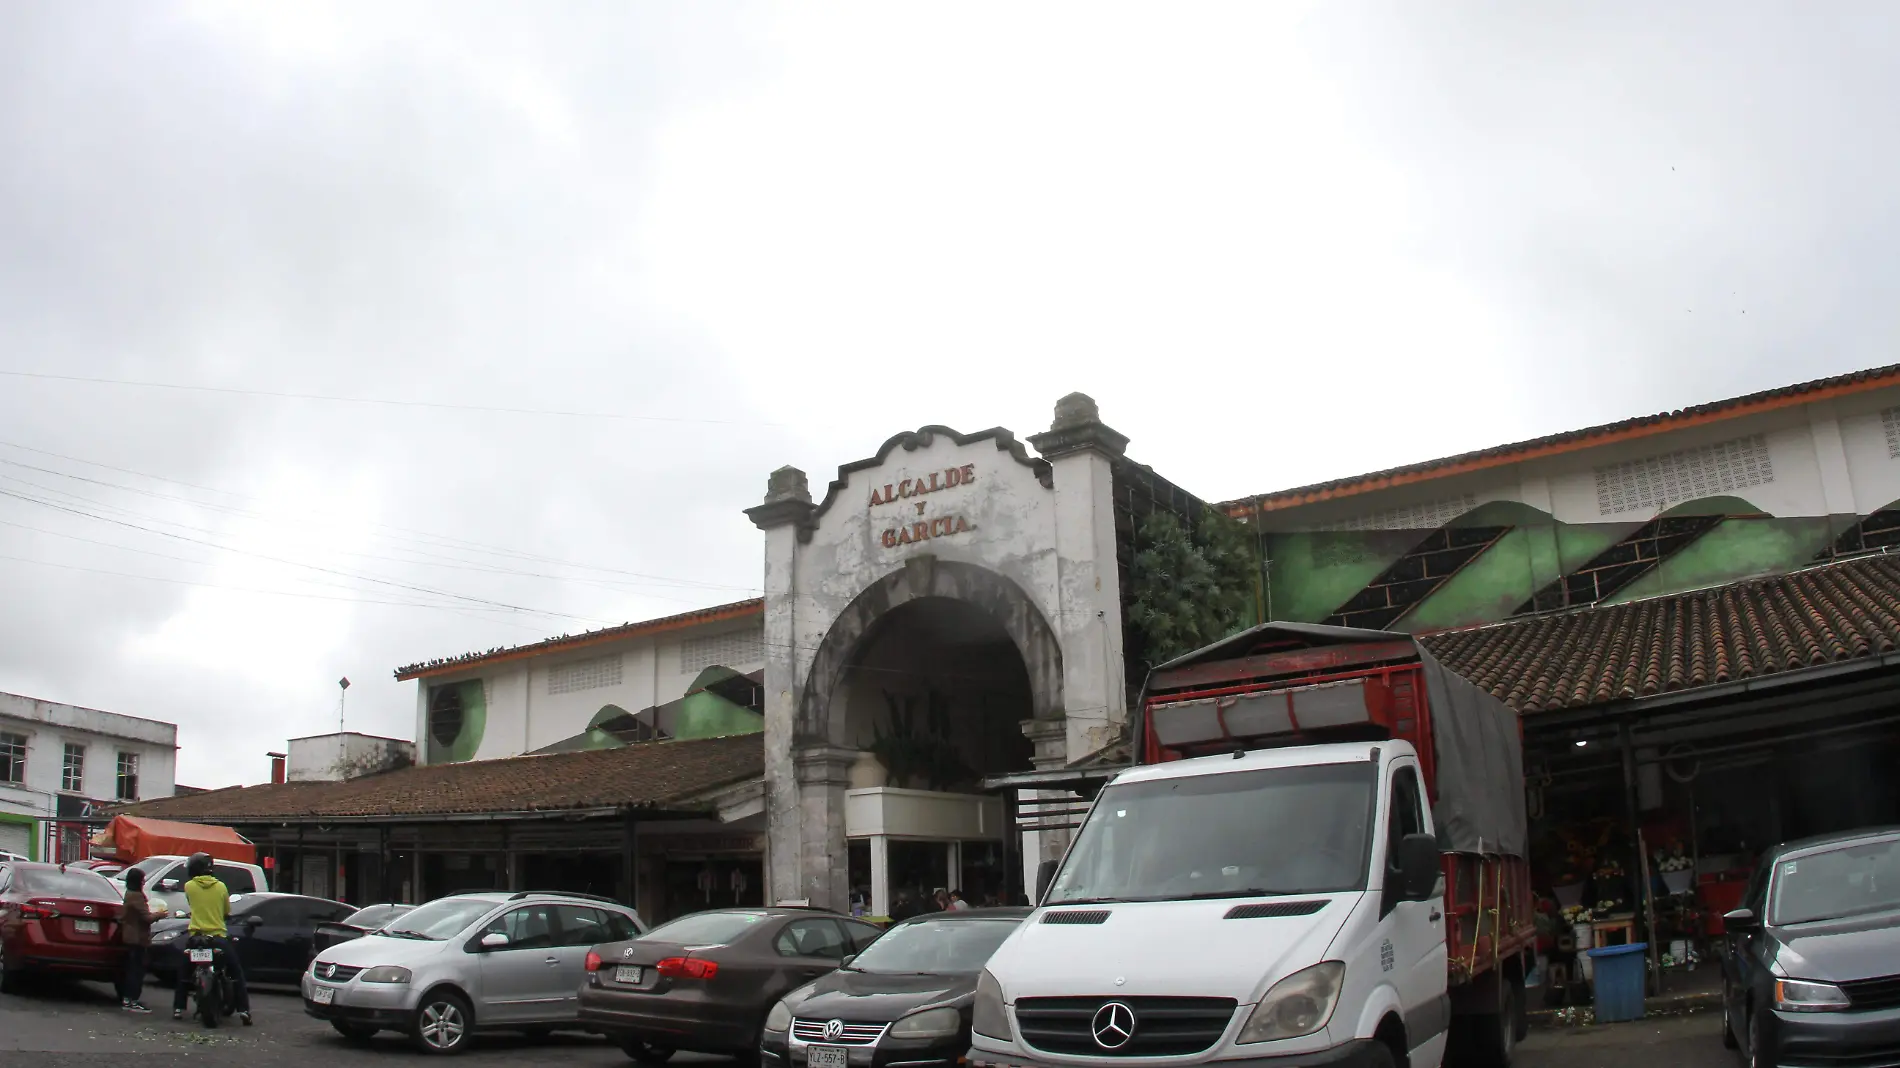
[111,855,269,918]
[303,890,646,1054]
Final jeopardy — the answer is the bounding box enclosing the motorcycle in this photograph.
[184,935,236,1028]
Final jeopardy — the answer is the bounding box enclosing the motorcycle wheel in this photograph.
[196,968,220,1028]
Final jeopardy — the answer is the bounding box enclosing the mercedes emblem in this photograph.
[823,1019,846,1042]
[1091,1002,1136,1050]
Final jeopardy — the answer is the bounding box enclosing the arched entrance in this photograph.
[792,556,1064,916]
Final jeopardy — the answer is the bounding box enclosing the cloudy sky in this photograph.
[1,1,1892,789]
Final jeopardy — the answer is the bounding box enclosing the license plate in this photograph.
[614,965,643,985]
[187,949,214,963]
[73,920,99,934]
[807,1045,849,1068]
[312,987,335,1006]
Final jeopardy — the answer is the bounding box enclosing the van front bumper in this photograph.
[967,1038,1384,1068]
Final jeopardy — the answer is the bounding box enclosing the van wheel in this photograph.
[1362,1040,1397,1068]
[412,991,473,1055]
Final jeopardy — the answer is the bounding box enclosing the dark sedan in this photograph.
[1721,826,1900,1067]
[151,892,354,986]
[310,902,414,960]
[580,907,885,1062]
[761,908,1029,1068]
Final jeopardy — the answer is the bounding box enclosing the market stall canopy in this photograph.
[91,814,255,864]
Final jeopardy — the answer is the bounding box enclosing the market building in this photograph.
[119,366,1900,948]
[0,691,177,861]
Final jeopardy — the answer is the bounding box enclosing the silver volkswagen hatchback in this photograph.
[303,890,644,1054]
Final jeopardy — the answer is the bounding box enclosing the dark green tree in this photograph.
[1127,510,1256,664]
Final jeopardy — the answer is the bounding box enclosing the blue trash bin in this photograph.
[1585,943,1648,1023]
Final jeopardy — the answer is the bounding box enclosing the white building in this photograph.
[0,692,178,861]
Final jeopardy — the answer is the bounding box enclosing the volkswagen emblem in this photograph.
[823,1019,846,1041]
[1091,1002,1136,1050]
[320,963,334,979]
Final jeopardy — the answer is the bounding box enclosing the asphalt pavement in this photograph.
[0,976,1736,1068]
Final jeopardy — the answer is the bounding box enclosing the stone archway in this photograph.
[797,554,1065,748]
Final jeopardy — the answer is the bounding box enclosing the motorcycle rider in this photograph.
[170,852,252,1025]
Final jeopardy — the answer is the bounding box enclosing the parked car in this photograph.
[0,852,29,866]
[761,908,1030,1068]
[303,890,645,1053]
[1721,826,1900,1067]
[0,861,127,993]
[112,855,269,919]
[65,859,125,879]
[578,906,886,1063]
[151,892,355,986]
[312,903,416,961]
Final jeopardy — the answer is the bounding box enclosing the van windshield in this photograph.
[1046,763,1378,905]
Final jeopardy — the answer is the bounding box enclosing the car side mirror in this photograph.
[841,954,856,969]
[157,879,181,892]
[1394,833,1442,902]
[1035,860,1058,904]
[243,914,263,927]
[479,932,510,950]
[1724,908,1759,932]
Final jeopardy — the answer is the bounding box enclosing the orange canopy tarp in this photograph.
[90,815,254,865]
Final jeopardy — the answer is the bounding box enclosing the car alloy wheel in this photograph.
[414,992,472,1054]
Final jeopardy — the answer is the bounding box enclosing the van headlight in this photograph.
[359,966,412,984]
[1238,962,1345,1043]
[764,999,793,1034]
[890,1007,962,1039]
[972,970,1009,1040]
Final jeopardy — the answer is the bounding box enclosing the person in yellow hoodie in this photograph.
[169,853,252,1025]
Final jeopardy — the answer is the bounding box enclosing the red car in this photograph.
[0,862,127,993]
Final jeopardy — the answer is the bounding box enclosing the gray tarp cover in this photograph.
[1152,620,1527,857]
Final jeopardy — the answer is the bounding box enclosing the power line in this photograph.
[0,369,778,426]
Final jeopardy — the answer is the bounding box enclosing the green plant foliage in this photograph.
[870,689,973,791]
[1127,510,1255,664]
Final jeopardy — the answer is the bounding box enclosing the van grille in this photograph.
[1015,996,1237,1057]
[1224,900,1328,920]
[1040,910,1111,925]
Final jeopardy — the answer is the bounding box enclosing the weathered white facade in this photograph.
[747,394,1132,912]
[0,692,178,861]
[286,732,417,782]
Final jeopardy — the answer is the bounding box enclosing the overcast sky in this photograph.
[2,2,1893,790]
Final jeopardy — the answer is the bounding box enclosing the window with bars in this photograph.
[61,743,85,793]
[0,732,23,784]
[116,752,139,801]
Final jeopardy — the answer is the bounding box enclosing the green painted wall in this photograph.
[0,812,39,861]
[672,667,765,740]
[1264,530,1418,623]
[1605,517,1837,604]
[428,679,486,763]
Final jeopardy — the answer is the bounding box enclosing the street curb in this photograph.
[1527,989,1722,1027]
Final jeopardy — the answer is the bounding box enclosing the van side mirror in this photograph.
[1035,860,1058,904]
[1395,834,1441,901]
[1724,908,1759,932]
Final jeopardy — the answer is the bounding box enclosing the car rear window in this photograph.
[17,867,119,899]
[640,911,769,945]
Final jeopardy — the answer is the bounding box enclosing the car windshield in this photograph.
[640,911,770,945]
[1046,763,1378,904]
[17,867,120,899]
[850,918,1020,974]
[1772,838,1900,926]
[345,904,405,928]
[119,857,174,883]
[379,897,497,940]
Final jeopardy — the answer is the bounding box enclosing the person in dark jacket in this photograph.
[118,868,154,1013]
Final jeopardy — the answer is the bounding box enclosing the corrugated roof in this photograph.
[1224,364,1900,514]
[115,733,764,822]
[394,598,763,680]
[1420,554,1900,713]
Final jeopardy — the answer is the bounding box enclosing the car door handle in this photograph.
[545,956,561,966]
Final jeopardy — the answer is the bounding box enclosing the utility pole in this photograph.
[338,677,352,779]
[338,677,351,732]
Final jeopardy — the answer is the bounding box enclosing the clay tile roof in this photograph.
[1225,363,1900,514]
[118,733,764,823]
[1420,555,1900,714]
[394,598,764,681]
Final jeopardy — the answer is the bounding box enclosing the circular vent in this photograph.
[429,687,465,747]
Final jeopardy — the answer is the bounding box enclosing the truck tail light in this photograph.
[655,956,718,980]
[585,951,602,973]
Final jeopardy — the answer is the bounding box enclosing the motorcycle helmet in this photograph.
[186,852,213,879]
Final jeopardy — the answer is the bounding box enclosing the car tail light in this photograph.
[19,903,58,920]
[655,956,719,980]
[585,951,602,973]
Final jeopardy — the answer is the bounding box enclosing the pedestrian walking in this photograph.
[117,868,154,1013]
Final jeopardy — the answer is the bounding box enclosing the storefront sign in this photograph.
[881,515,976,547]
[866,465,976,508]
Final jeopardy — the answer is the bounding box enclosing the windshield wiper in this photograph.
[1042,897,1128,906]
[379,929,434,940]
